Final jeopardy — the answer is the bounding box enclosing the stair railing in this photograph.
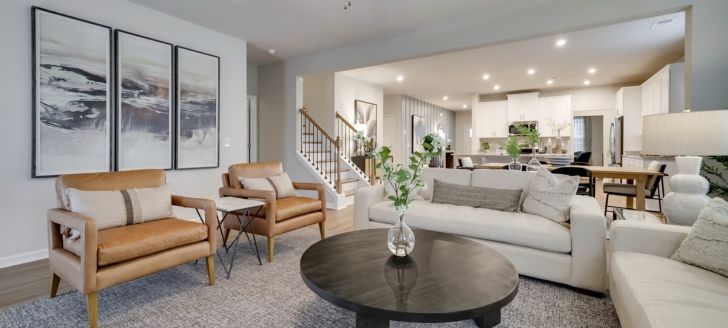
[299,108,341,193]
[335,112,375,184]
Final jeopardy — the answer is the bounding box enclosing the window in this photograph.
[572,117,590,153]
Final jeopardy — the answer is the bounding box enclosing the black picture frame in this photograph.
[114,30,174,171]
[31,7,113,178]
[174,46,220,170]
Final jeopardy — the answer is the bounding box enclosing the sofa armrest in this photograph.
[171,195,217,255]
[292,182,326,204]
[569,195,607,292]
[609,220,689,258]
[47,208,97,292]
[354,184,385,231]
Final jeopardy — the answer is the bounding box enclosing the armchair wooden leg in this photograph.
[50,273,60,298]
[206,256,215,286]
[86,292,98,328]
[267,237,275,263]
[318,222,326,240]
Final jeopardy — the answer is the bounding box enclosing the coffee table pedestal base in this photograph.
[354,310,501,328]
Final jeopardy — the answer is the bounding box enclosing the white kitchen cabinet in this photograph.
[472,100,508,142]
[538,95,572,137]
[617,86,642,152]
[641,63,685,118]
[507,92,540,122]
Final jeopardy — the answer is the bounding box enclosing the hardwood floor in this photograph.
[0,180,645,309]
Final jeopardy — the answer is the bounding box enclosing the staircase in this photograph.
[297,108,374,209]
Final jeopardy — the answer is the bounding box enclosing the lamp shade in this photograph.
[642,110,728,156]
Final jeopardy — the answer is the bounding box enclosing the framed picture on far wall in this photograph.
[411,115,426,154]
[174,46,220,169]
[115,30,173,171]
[32,7,112,177]
[354,100,377,141]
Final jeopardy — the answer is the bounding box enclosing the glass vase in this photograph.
[387,206,415,257]
[508,158,522,171]
[527,147,541,172]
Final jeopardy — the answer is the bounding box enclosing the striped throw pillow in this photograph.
[431,179,522,212]
[66,185,173,230]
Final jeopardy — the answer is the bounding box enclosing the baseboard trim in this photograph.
[0,249,48,269]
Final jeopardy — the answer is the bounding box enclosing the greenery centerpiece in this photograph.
[371,133,443,256]
[516,124,541,171]
[481,141,491,152]
[505,136,522,171]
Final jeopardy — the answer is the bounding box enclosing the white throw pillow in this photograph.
[521,168,578,223]
[66,185,173,230]
[672,197,728,278]
[267,173,298,198]
[240,177,275,193]
[460,157,474,168]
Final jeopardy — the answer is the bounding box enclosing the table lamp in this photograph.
[642,110,728,225]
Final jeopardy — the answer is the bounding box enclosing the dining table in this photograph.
[473,163,663,211]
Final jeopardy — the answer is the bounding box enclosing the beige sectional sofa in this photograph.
[609,220,728,328]
[354,168,607,293]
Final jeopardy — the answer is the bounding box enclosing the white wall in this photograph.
[302,73,335,132]
[0,0,247,264]
[247,63,258,96]
[257,0,728,192]
[383,95,403,162]
[334,73,384,142]
[455,111,473,154]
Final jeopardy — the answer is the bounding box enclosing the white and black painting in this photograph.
[412,115,426,153]
[32,8,112,177]
[116,31,173,170]
[355,100,377,141]
[175,47,219,169]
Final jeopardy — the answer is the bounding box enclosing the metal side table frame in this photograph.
[195,197,265,278]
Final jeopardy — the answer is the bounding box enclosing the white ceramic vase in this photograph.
[663,156,710,226]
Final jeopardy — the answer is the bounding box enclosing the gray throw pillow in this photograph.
[521,168,579,223]
[431,179,522,212]
[671,197,728,277]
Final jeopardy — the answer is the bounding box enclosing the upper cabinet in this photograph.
[507,92,540,122]
[641,63,685,117]
[538,95,572,137]
[473,100,508,140]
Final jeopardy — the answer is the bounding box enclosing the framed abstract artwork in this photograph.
[32,7,112,177]
[354,100,377,141]
[115,30,173,170]
[174,46,220,169]
[411,115,426,154]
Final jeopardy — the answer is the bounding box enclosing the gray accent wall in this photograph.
[399,95,455,164]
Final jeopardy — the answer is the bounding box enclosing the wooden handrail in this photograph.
[335,111,357,132]
[300,108,339,147]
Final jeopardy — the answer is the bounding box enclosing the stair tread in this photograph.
[302,141,323,144]
[327,169,350,173]
[344,190,355,197]
[338,178,359,184]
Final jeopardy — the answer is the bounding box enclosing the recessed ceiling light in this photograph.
[587,67,597,74]
[442,95,448,101]
[396,75,404,82]
[555,39,567,47]
[583,80,591,86]
[546,79,554,85]
[462,104,467,109]
[482,74,490,80]
[493,84,500,91]
[439,112,444,117]
[267,48,277,55]
[527,68,536,75]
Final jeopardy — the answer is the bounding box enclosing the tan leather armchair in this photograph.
[48,169,217,328]
[219,162,326,262]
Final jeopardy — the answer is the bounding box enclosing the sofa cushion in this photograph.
[274,197,322,221]
[369,200,571,253]
[671,197,728,277]
[469,169,534,190]
[419,168,471,200]
[611,251,728,328]
[431,179,521,212]
[96,218,208,266]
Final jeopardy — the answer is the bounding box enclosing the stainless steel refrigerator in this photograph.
[609,116,623,166]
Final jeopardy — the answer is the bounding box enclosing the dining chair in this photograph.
[602,161,667,216]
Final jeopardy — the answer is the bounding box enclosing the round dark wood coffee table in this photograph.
[300,229,518,328]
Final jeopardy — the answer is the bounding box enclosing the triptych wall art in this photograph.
[31,7,220,177]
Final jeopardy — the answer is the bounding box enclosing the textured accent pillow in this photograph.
[66,185,173,230]
[460,157,474,168]
[671,197,728,277]
[267,173,298,198]
[240,177,275,193]
[431,179,522,212]
[521,168,579,223]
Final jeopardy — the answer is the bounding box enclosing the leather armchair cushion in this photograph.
[95,218,208,266]
[275,197,323,221]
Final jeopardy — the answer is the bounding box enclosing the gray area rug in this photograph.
[0,228,620,327]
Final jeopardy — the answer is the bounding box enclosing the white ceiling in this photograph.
[129,0,559,65]
[341,12,685,111]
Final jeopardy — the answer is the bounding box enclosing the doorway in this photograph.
[247,95,258,162]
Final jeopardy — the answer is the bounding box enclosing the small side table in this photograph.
[196,197,265,278]
[612,208,667,224]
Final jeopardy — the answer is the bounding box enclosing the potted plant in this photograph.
[505,136,522,171]
[481,141,491,153]
[371,133,443,257]
[516,124,541,171]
